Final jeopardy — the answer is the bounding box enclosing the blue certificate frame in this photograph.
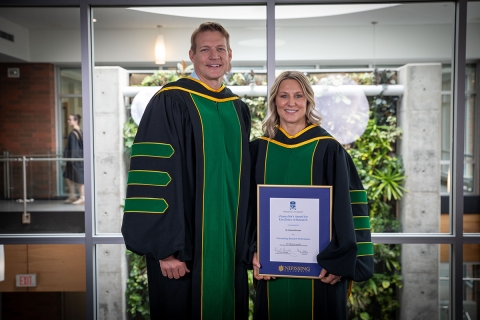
[257,184,332,279]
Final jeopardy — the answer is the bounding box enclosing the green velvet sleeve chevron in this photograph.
[124,144,174,213]
[130,142,175,158]
[350,190,374,257]
[349,188,374,281]
[124,197,169,214]
[127,170,172,187]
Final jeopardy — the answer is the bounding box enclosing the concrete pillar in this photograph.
[397,63,442,320]
[93,67,129,320]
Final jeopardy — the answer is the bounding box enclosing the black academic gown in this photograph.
[63,129,84,184]
[250,125,373,320]
[122,77,252,320]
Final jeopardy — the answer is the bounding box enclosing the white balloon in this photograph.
[130,87,161,125]
[315,77,369,145]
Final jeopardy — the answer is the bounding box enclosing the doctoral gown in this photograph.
[250,125,374,320]
[122,77,252,320]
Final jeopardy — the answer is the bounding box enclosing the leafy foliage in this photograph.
[126,251,150,319]
[349,115,406,202]
[140,70,179,86]
[248,269,256,317]
[349,268,403,320]
[242,96,267,141]
[123,115,138,150]
[346,90,404,318]
[224,70,267,86]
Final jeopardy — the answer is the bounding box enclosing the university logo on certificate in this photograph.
[257,184,332,278]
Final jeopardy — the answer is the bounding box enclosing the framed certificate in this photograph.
[257,184,332,279]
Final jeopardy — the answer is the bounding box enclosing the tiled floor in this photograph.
[0,200,84,212]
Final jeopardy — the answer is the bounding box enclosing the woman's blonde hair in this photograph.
[262,71,321,138]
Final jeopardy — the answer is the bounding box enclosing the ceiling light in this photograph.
[129,4,399,20]
[155,26,166,65]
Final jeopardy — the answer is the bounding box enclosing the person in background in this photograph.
[250,71,374,319]
[63,114,84,205]
[122,22,253,319]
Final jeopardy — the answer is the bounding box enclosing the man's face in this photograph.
[189,30,232,89]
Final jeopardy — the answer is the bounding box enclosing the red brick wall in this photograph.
[0,63,58,199]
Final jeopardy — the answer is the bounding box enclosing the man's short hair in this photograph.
[190,22,231,53]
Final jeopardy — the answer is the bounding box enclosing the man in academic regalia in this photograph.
[122,22,252,320]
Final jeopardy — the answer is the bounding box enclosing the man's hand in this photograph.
[159,255,190,279]
[319,268,342,285]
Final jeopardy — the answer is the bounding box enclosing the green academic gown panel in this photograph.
[122,77,252,320]
[250,125,373,320]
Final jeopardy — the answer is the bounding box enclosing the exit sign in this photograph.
[16,274,37,287]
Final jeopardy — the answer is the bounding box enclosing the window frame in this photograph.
[0,1,476,320]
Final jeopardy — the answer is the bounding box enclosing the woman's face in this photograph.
[67,115,77,127]
[275,79,307,129]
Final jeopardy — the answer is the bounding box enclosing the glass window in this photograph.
[465,2,480,197]
[91,6,266,317]
[275,3,455,233]
[0,8,84,234]
[462,259,480,320]
[0,2,478,319]
[441,65,477,195]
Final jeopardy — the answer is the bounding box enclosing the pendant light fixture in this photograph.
[155,25,166,65]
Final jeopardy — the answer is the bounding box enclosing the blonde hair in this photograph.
[262,71,321,138]
[190,22,231,53]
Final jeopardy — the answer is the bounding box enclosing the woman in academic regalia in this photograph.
[250,71,374,319]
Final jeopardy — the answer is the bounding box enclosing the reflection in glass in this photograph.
[462,259,480,320]
[464,13,477,193]
[440,244,480,320]
[465,94,475,193]
[441,85,451,195]
[440,65,477,195]
[439,245,480,320]
[439,260,450,319]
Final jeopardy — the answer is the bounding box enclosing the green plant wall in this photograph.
[124,69,405,320]
[346,95,404,320]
